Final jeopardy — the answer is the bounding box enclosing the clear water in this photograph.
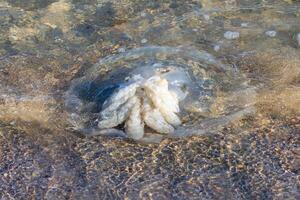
[0,0,299,199]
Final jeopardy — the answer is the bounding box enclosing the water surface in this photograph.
[0,0,299,199]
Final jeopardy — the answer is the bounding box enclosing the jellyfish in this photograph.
[65,46,256,142]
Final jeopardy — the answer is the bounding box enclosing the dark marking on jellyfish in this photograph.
[94,85,120,111]
[72,80,119,113]
[7,0,58,11]
[69,66,133,114]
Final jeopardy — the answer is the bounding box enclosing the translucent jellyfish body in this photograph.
[65,46,256,142]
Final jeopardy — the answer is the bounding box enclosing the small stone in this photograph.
[203,14,210,20]
[118,47,126,53]
[141,39,148,43]
[241,23,248,27]
[224,31,240,39]
[265,30,277,37]
[213,45,220,52]
[297,33,300,46]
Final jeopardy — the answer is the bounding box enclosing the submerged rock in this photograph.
[224,31,240,39]
[265,30,277,37]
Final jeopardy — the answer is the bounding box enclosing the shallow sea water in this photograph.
[0,0,299,199]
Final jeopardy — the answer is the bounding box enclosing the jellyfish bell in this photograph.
[65,46,256,142]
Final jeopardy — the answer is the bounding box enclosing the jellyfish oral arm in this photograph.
[97,75,182,139]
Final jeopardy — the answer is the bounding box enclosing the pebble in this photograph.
[265,30,277,37]
[213,45,220,52]
[297,33,300,46]
[141,38,148,43]
[241,23,248,27]
[224,31,240,39]
[203,14,210,21]
[118,47,126,53]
